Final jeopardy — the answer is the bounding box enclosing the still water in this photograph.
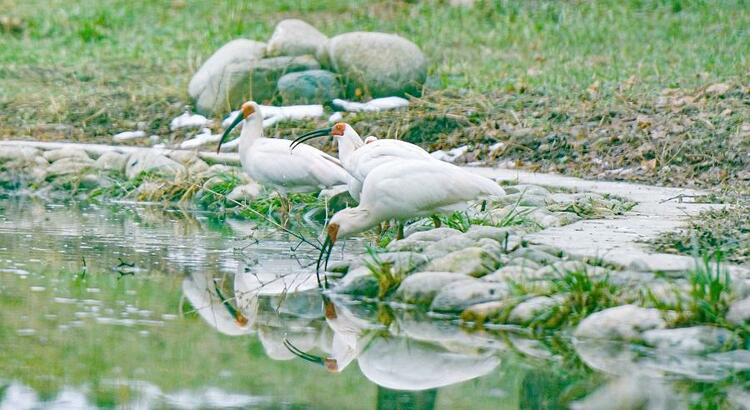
[0,197,744,409]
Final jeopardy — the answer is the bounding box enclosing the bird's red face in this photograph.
[331,123,346,137]
[241,102,255,119]
[327,223,340,243]
[235,312,249,326]
[324,299,337,320]
[324,358,338,372]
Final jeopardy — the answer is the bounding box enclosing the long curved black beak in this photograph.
[315,236,334,288]
[216,113,244,154]
[284,338,325,366]
[290,127,332,151]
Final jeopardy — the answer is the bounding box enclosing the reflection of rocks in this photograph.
[571,376,686,410]
[642,326,737,354]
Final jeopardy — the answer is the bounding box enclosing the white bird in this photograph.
[217,101,350,218]
[291,123,433,201]
[364,136,378,144]
[316,159,505,273]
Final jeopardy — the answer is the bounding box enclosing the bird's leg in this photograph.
[396,221,405,240]
[279,193,290,228]
[431,215,442,228]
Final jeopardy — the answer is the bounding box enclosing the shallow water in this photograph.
[0,198,745,409]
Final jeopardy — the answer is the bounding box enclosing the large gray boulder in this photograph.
[394,271,470,306]
[430,280,509,312]
[266,19,328,57]
[574,305,666,341]
[188,39,267,114]
[250,55,320,103]
[424,247,500,277]
[125,151,185,180]
[278,69,342,104]
[319,32,427,97]
[94,151,127,174]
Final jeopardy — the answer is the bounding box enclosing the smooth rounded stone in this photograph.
[45,158,94,178]
[196,164,235,180]
[423,247,500,278]
[505,257,542,270]
[125,150,185,180]
[460,300,513,324]
[250,55,320,103]
[394,271,471,306]
[133,181,164,201]
[533,261,609,280]
[574,305,666,341]
[320,32,427,97]
[482,264,538,283]
[462,226,512,244]
[188,39,266,114]
[43,147,91,163]
[476,238,505,260]
[187,159,210,175]
[333,266,378,297]
[430,279,509,313]
[364,251,429,275]
[642,326,737,354]
[407,227,462,242]
[727,296,750,325]
[166,150,200,165]
[501,184,550,196]
[266,19,328,57]
[509,247,560,266]
[386,238,432,253]
[531,244,566,258]
[0,146,40,163]
[491,192,548,207]
[93,151,127,174]
[508,295,564,324]
[423,235,478,258]
[547,192,604,206]
[318,184,355,211]
[570,376,685,410]
[607,270,656,287]
[78,174,112,190]
[526,208,566,228]
[226,183,261,204]
[326,260,351,274]
[638,280,690,307]
[552,211,582,225]
[278,69,342,104]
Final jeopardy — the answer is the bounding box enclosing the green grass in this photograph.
[1,0,748,140]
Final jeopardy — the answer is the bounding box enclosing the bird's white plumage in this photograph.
[334,125,433,200]
[330,160,506,239]
[236,102,349,193]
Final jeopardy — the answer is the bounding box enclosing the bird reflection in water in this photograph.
[181,269,501,408]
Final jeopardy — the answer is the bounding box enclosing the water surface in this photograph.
[0,198,743,409]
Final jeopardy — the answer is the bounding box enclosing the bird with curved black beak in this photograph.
[215,101,349,225]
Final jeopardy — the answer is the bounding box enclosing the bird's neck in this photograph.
[238,116,264,154]
[337,208,373,239]
[337,135,363,163]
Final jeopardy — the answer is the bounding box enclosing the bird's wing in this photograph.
[361,161,504,218]
[251,139,349,190]
[350,143,433,181]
